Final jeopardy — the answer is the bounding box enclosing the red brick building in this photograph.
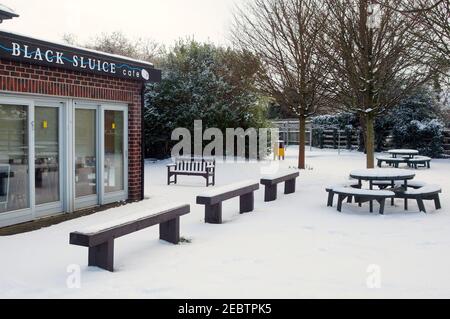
[0,30,161,227]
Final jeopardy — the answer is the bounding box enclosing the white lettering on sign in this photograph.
[12,42,20,56]
[5,41,148,79]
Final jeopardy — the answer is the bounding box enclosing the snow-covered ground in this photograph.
[1,147,449,299]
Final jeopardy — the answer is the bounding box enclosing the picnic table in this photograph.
[387,149,419,159]
[350,168,416,211]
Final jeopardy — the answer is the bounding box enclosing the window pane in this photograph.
[75,109,97,198]
[0,104,29,213]
[35,107,60,205]
[104,110,124,193]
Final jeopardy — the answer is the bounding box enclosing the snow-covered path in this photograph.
[1,148,449,298]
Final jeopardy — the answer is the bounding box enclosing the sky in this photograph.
[0,0,237,47]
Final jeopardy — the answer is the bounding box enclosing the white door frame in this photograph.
[101,104,129,205]
[0,96,34,227]
[73,101,101,211]
[34,101,65,218]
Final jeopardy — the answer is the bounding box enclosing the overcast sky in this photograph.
[0,0,237,46]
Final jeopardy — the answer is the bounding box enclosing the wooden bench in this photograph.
[377,156,408,168]
[168,157,215,187]
[407,156,432,169]
[395,185,442,213]
[196,181,259,224]
[326,181,360,207]
[69,204,190,272]
[260,172,299,202]
[332,187,395,214]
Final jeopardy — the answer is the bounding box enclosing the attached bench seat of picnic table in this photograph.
[394,185,442,213]
[260,171,299,202]
[70,204,190,272]
[407,156,432,169]
[326,181,361,207]
[196,180,260,224]
[333,188,396,215]
[377,156,408,168]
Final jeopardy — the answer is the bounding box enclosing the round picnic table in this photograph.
[387,149,419,159]
[350,168,416,211]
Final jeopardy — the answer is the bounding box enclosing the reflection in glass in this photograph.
[104,111,124,193]
[35,107,60,205]
[75,109,97,198]
[0,104,29,213]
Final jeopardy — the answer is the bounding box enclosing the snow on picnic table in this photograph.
[1,147,450,299]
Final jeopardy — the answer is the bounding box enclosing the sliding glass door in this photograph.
[74,106,98,209]
[74,103,127,209]
[102,106,128,203]
[0,99,63,224]
[0,103,30,216]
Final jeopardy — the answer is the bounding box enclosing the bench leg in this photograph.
[337,195,346,212]
[434,195,441,210]
[160,217,180,244]
[327,191,334,207]
[378,199,386,215]
[284,179,296,195]
[264,184,277,202]
[240,192,255,214]
[417,199,426,213]
[347,196,353,203]
[205,203,223,224]
[88,239,114,272]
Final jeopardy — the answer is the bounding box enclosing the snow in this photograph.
[79,203,188,234]
[388,149,420,155]
[405,185,442,195]
[350,168,416,179]
[197,180,258,198]
[0,147,450,299]
[0,29,153,67]
[0,4,16,15]
[333,187,395,197]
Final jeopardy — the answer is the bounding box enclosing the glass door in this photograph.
[74,106,98,209]
[0,102,31,218]
[34,104,63,217]
[101,106,128,204]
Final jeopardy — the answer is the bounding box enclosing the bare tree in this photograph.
[231,0,331,169]
[63,32,164,65]
[319,0,431,168]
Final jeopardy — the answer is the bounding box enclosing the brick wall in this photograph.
[0,58,144,201]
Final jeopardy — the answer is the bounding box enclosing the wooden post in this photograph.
[240,192,254,213]
[205,203,223,224]
[88,239,115,272]
[284,179,296,194]
[264,184,278,202]
[160,217,180,244]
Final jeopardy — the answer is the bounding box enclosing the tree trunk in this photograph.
[298,116,306,169]
[365,113,375,169]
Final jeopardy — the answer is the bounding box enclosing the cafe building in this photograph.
[0,7,161,228]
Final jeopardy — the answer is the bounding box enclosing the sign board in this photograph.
[0,31,161,82]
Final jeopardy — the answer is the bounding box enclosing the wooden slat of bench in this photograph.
[196,183,260,205]
[261,172,299,185]
[70,204,190,248]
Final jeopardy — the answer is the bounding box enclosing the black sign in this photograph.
[0,31,161,82]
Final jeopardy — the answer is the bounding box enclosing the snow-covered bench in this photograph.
[69,204,190,272]
[377,156,408,168]
[196,180,259,224]
[167,157,216,187]
[260,171,299,202]
[332,188,396,215]
[395,185,442,213]
[326,181,360,207]
[407,156,432,169]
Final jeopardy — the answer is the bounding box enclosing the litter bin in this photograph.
[277,140,286,160]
